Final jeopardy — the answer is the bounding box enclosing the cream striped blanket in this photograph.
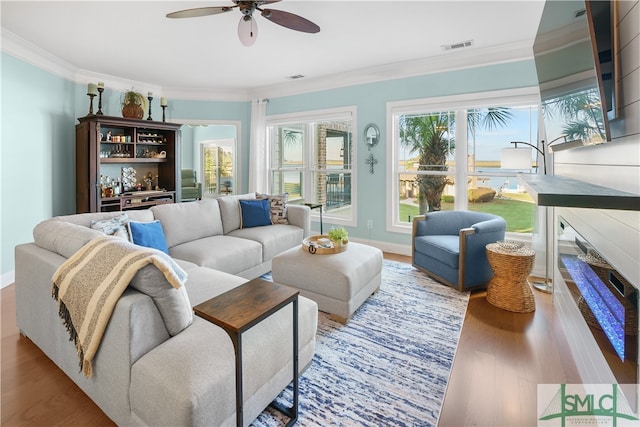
[51,235,187,377]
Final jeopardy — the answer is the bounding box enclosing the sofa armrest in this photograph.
[287,205,311,237]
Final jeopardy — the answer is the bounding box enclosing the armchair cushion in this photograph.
[181,169,202,200]
[414,235,459,269]
[181,169,197,187]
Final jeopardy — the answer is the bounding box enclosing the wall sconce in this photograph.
[364,123,380,151]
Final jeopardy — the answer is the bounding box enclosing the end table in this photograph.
[486,243,536,313]
[193,278,300,426]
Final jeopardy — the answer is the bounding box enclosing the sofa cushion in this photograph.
[169,235,262,275]
[217,193,256,234]
[51,210,155,228]
[129,263,193,336]
[130,317,237,427]
[240,199,272,229]
[182,266,248,306]
[151,200,223,248]
[256,193,289,225]
[90,213,131,241]
[33,220,104,259]
[229,224,304,262]
[129,221,169,254]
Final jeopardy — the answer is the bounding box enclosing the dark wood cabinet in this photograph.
[76,116,182,213]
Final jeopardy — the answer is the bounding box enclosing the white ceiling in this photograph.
[1,0,548,99]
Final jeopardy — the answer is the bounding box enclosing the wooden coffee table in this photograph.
[193,278,300,427]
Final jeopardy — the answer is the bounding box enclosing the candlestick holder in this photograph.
[161,105,167,122]
[96,87,104,115]
[86,93,96,116]
[147,96,153,121]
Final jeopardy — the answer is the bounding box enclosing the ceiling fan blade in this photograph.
[166,6,233,19]
[261,9,320,33]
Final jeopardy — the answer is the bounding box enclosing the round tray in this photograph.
[302,235,348,255]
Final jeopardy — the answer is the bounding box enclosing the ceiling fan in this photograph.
[166,1,320,46]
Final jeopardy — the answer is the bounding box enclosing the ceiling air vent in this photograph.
[441,40,473,51]
[287,74,305,80]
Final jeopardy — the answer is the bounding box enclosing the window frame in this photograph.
[266,106,358,227]
[386,87,540,234]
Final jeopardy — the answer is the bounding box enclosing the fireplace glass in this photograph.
[557,217,638,388]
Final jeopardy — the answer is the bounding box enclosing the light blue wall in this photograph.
[180,125,196,167]
[266,60,539,245]
[0,52,250,277]
[1,52,77,277]
[0,50,536,277]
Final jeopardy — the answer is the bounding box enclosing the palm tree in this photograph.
[400,107,514,213]
[400,112,454,213]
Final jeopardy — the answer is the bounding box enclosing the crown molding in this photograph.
[160,86,251,103]
[1,29,249,102]
[1,29,77,81]
[3,28,534,103]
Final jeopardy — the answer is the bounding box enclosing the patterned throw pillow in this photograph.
[90,213,131,241]
[256,193,289,224]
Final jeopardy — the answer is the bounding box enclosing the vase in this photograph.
[122,103,144,119]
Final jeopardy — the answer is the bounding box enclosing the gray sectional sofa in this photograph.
[14,193,318,426]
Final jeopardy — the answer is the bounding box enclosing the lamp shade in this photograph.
[238,16,257,46]
[501,147,532,170]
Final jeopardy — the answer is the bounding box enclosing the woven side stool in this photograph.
[485,243,536,313]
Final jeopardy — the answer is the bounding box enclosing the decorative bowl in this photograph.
[578,250,610,267]
[497,240,524,251]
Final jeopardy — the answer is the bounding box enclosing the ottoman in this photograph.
[272,242,383,323]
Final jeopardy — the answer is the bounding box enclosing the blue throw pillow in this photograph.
[128,220,169,254]
[240,199,272,228]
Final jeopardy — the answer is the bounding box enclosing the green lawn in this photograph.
[399,198,535,233]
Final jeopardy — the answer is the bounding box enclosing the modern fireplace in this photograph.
[557,216,638,390]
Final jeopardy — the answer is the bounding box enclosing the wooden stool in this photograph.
[485,243,536,313]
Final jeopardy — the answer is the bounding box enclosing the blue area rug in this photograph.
[253,260,469,426]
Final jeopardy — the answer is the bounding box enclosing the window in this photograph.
[267,107,356,224]
[388,90,539,235]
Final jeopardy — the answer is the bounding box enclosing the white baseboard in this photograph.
[1,270,15,289]
[349,237,411,257]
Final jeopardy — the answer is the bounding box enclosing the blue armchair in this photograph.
[412,211,506,292]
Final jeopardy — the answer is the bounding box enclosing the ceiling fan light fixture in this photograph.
[238,15,258,46]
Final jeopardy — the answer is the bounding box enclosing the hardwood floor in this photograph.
[1,254,580,426]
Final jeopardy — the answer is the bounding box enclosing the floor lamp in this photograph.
[501,141,552,293]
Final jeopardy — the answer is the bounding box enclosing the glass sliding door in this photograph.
[201,139,235,196]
